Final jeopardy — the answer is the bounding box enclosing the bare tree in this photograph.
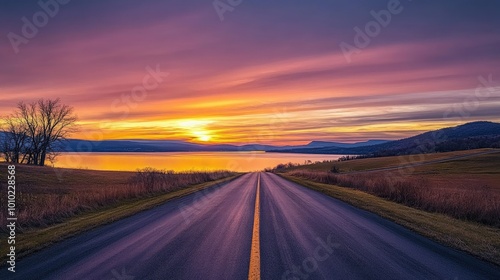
[12,98,77,166]
[1,115,28,163]
[17,101,41,164]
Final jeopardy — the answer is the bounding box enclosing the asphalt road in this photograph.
[2,172,500,279]
[259,173,500,279]
[2,174,258,280]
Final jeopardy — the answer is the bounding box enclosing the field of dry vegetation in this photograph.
[0,164,234,231]
[287,170,500,226]
[278,149,500,227]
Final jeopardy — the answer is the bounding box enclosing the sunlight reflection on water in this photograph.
[53,152,343,172]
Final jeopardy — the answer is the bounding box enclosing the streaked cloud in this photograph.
[1,0,499,144]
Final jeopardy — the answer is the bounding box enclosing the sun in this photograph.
[199,135,212,142]
[176,119,214,142]
[192,130,212,142]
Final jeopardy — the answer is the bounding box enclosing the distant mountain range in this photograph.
[2,121,499,156]
[56,138,391,153]
[272,121,500,156]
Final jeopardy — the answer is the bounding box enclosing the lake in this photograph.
[52,152,344,172]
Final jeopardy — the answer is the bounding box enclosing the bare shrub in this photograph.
[127,168,234,193]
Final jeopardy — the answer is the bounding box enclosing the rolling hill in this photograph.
[273,121,500,156]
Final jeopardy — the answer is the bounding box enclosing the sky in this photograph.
[1,0,499,145]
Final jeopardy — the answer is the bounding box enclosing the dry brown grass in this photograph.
[0,164,234,231]
[284,149,498,173]
[287,170,500,227]
[0,175,240,265]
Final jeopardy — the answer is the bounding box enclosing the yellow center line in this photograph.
[248,172,261,280]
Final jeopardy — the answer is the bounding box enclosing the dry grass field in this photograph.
[0,164,234,231]
[277,149,500,226]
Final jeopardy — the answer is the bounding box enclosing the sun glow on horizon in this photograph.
[196,134,212,142]
[176,119,215,142]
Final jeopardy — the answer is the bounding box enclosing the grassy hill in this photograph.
[272,121,500,155]
[290,148,500,174]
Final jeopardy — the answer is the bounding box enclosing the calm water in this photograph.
[52,152,344,172]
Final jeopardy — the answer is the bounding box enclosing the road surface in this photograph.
[2,173,499,279]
